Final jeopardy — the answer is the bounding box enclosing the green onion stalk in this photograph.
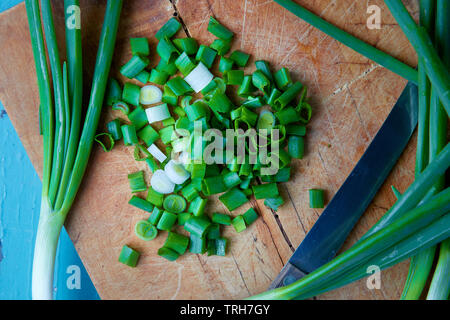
[26,0,123,299]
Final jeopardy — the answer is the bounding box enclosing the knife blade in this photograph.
[269,82,418,289]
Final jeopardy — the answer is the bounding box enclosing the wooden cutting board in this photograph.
[0,0,419,300]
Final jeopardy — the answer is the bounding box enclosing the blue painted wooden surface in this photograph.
[0,0,99,300]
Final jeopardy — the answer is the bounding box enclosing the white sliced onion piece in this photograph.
[147,144,167,163]
[184,62,214,93]
[176,151,191,167]
[164,159,190,185]
[150,170,175,194]
[140,85,162,105]
[145,103,171,123]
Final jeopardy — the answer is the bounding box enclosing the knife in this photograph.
[269,82,418,289]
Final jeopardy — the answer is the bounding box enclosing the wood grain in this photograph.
[0,0,419,299]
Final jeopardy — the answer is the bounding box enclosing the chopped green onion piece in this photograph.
[297,102,312,124]
[135,220,158,241]
[191,163,207,179]
[252,70,271,95]
[151,169,175,194]
[212,213,232,226]
[185,100,209,121]
[275,167,291,182]
[128,106,148,130]
[166,76,193,96]
[255,60,274,82]
[257,110,276,130]
[210,38,232,56]
[173,106,186,117]
[267,88,282,106]
[145,103,171,123]
[162,84,178,105]
[189,234,207,254]
[135,70,150,84]
[128,170,147,193]
[309,189,325,208]
[163,194,187,213]
[230,50,250,67]
[184,62,214,93]
[264,196,284,211]
[147,144,167,163]
[157,37,179,63]
[112,100,130,115]
[157,247,179,261]
[122,82,141,106]
[219,187,248,211]
[202,176,227,195]
[137,125,159,146]
[145,157,159,173]
[107,119,123,140]
[133,144,149,161]
[162,117,176,127]
[164,232,189,255]
[121,124,139,146]
[189,196,208,217]
[286,124,306,136]
[222,171,242,189]
[156,210,177,231]
[106,78,122,106]
[140,85,163,105]
[175,52,196,76]
[240,107,258,126]
[288,136,305,159]
[195,45,217,68]
[118,245,140,267]
[237,75,256,96]
[177,212,192,226]
[120,54,149,79]
[274,67,292,90]
[207,223,221,240]
[130,37,150,56]
[184,216,212,238]
[156,58,178,76]
[181,183,199,202]
[214,238,228,256]
[224,69,244,85]
[173,37,199,55]
[156,17,181,40]
[159,125,175,144]
[208,91,233,113]
[240,176,253,189]
[94,133,115,152]
[252,183,279,199]
[275,106,301,125]
[243,207,258,225]
[146,187,164,207]
[219,57,234,73]
[241,96,264,108]
[148,206,163,225]
[149,68,169,85]
[231,215,246,233]
[207,16,234,40]
[128,195,154,212]
[274,81,303,110]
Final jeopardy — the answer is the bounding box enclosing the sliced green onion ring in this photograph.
[140,85,162,105]
[151,169,175,194]
[184,62,214,93]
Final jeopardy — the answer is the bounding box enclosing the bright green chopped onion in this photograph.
[156,17,181,40]
[252,70,271,95]
[106,78,122,106]
[275,106,301,125]
[135,220,158,241]
[128,170,147,193]
[219,57,234,73]
[166,76,193,96]
[191,163,207,179]
[121,124,139,146]
[157,37,179,63]
[162,117,176,127]
[309,189,325,208]
[195,45,217,68]
[149,68,169,85]
[146,187,164,207]
[118,245,140,267]
[257,110,276,130]
[239,107,258,126]
[255,60,274,82]
[107,119,122,140]
[157,247,179,261]
[264,196,284,211]
[297,102,312,123]
[181,183,199,202]
[252,183,279,200]
[210,38,232,56]
[224,69,244,85]
[212,213,232,226]
[219,187,248,211]
[129,195,154,212]
[173,37,199,55]
[177,212,192,226]
[207,223,221,240]
[202,176,227,195]
[156,59,177,76]
[128,106,148,130]
[274,67,292,90]
[222,171,242,189]
[230,50,250,67]
[286,124,306,136]
[288,136,305,159]
[145,103,171,123]
[232,215,246,233]
[267,88,282,106]
[148,206,163,225]
[163,194,187,213]
[140,85,162,105]
[208,91,233,113]
[159,125,175,144]
[130,37,150,56]
[145,157,159,173]
[164,232,189,255]
[94,132,115,152]
[173,106,186,117]
[111,100,130,115]
[189,196,208,217]
[175,52,196,76]
[185,99,209,121]
[122,82,141,106]
[137,125,159,146]
[214,238,228,256]
[237,75,256,97]
[184,216,212,238]
[274,81,303,109]
[189,234,207,254]
[241,96,264,108]
[135,70,150,84]
[240,176,253,189]
[243,208,258,225]
[207,16,234,40]
[133,144,150,161]
[162,84,178,105]
[120,54,149,79]
[275,167,291,182]
[156,210,177,231]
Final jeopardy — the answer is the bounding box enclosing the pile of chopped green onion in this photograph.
[100,16,317,265]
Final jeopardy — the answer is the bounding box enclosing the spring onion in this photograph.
[275,107,301,125]
[122,82,141,106]
[184,62,214,93]
[207,16,234,40]
[188,196,208,217]
[309,189,325,208]
[219,57,234,73]
[164,159,190,185]
[147,144,167,163]
[128,106,148,130]
[135,219,158,241]
[112,100,130,115]
[145,103,171,123]
[157,37,180,63]
[297,102,312,123]
[156,210,177,231]
[128,171,147,193]
[173,37,199,55]
[210,38,232,56]
[230,50,250,67]
[118,245,140,267]
[189,234,207,254]
[128,195,154,212]
[130,37,150,56]
[139,85,162,105]
[94,133,115,152]
[135,70,150,84]
[237,75,256,97]
[223,69,244,85]
[274,81,303,109]
[166,76,193,96]
[288,136,305,159]
[148,206,163,225]
[137,125,159,146]
[184,216,212,238]
[207,223,221,240]
[264,196,284,211]
[243,208,258,226]
[219,187,248,211]
[106,78,122,106]
[150,169,175,194]
[212,213,232,226]
[252,70,271,95]
[120,54,149,79]
[252,183,279,200]
[156,17,181,40]
[157,247,180,261]
[107,119,122,140]
[231,215,246,233]
[175,52,196,76]
[149,68,169,85]
[121,124,138,146]
[163,232,189,255]
[195,45,217,68]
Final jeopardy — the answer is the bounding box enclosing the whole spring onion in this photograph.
[27,0,123,299]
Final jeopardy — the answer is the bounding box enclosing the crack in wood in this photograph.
[169,0,192,37]
[231,251,251,296]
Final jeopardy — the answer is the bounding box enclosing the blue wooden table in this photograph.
[0,0,99,300]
